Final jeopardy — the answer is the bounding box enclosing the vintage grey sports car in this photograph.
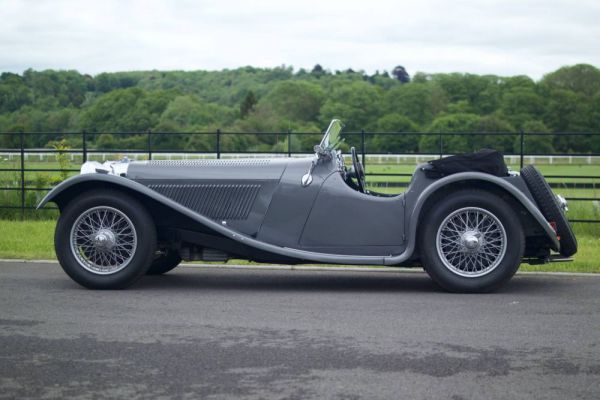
[39,120,576,292]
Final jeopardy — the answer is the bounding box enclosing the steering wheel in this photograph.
[350,147,366,193]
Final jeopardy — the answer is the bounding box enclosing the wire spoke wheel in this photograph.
[69,206,138,275]
[436,207,507,278]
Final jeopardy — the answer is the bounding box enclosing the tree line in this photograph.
[1,64,599,154]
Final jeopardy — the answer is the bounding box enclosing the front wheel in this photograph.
[419,190,524,293]
[55,190,157,289]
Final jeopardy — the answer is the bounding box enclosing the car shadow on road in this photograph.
[132,268,568,294]
[136,269,438,293]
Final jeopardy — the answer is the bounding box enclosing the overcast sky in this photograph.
[1,0,599,80]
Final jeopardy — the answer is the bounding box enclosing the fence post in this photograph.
[82,130,87,163]
[439,132,443,158]
[361,129,366,168]
[147,129,152,160]
[19,130,25,220]
[216,129,221,159]
[519,129,524,170]
[287,129,292,157]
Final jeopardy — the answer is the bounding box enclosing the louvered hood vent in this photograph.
[148,183,261,220]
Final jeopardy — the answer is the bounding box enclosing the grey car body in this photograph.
[39,120,569,291]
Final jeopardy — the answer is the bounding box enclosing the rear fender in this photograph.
[388,172,560,266]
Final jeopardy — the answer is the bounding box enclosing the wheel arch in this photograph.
[38,175,213,233]
[40,177,148,212]
[381,172,560,265]
[417,180,535,232]
[411,174,559,253]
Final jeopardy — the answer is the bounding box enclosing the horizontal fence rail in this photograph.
[0,130,599,224]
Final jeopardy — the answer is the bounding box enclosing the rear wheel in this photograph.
[419,190,524,293]
[55,190,156,289]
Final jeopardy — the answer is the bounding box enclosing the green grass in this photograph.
[0,220,597,273]
[521,236,599,273]
[0,220,56,259]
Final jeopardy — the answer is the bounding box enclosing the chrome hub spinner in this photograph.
[461,231,481,252]
[93,229,116,250]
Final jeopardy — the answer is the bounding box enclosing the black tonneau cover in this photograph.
[424,149,509,178]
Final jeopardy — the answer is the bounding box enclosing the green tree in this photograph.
[240,90,257,118]
[420,113,481,153]
[469,115,515,153]
[541,64,600,97]
[155,95,224,130]
[154,95,235,150]
[0,73,32,112]
[384,83,446,126]
[500,88,545,130]
[23,69,89,107]
[78,88,176,132]
[431,73,503,115]
[543,88,593,152]
[370,114,420,153]
[514,120,555,154]
[392,66,410,83]
[0,64,599,157]
[320,81,382,132]
[257,81,324,123]
[499,75,536,91]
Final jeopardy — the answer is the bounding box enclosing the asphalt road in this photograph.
[1,262,599,400]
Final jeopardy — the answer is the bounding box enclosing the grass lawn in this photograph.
[1,219,597,273]
[0,220,56,260]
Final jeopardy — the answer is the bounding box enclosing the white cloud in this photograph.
[0,0,598,79]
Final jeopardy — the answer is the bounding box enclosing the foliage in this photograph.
[251,80,325,129]
[420,113,481,153]
[240,90,257,118]
[49,139,71,180]
[541,64,600,97]
[392,66,410,83]
[384,83,446,125]
[514,120,555,154]
[0,64,599,153]
[320,81,381,131]
[371,114,420,153]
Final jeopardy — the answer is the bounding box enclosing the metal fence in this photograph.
[1,130,599,223]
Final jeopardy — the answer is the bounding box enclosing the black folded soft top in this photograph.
[423,149,509,178]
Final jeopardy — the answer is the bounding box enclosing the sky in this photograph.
[1,0,599,80]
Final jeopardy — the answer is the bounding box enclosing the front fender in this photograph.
[38,173,156,209]
[38,174,390,265]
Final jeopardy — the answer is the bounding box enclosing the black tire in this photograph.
[520,165,577,257]
[55,190,156,289]
[419,189,524,293]
[146,250,181,275]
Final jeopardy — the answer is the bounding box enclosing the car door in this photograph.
[299,171,406,256]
